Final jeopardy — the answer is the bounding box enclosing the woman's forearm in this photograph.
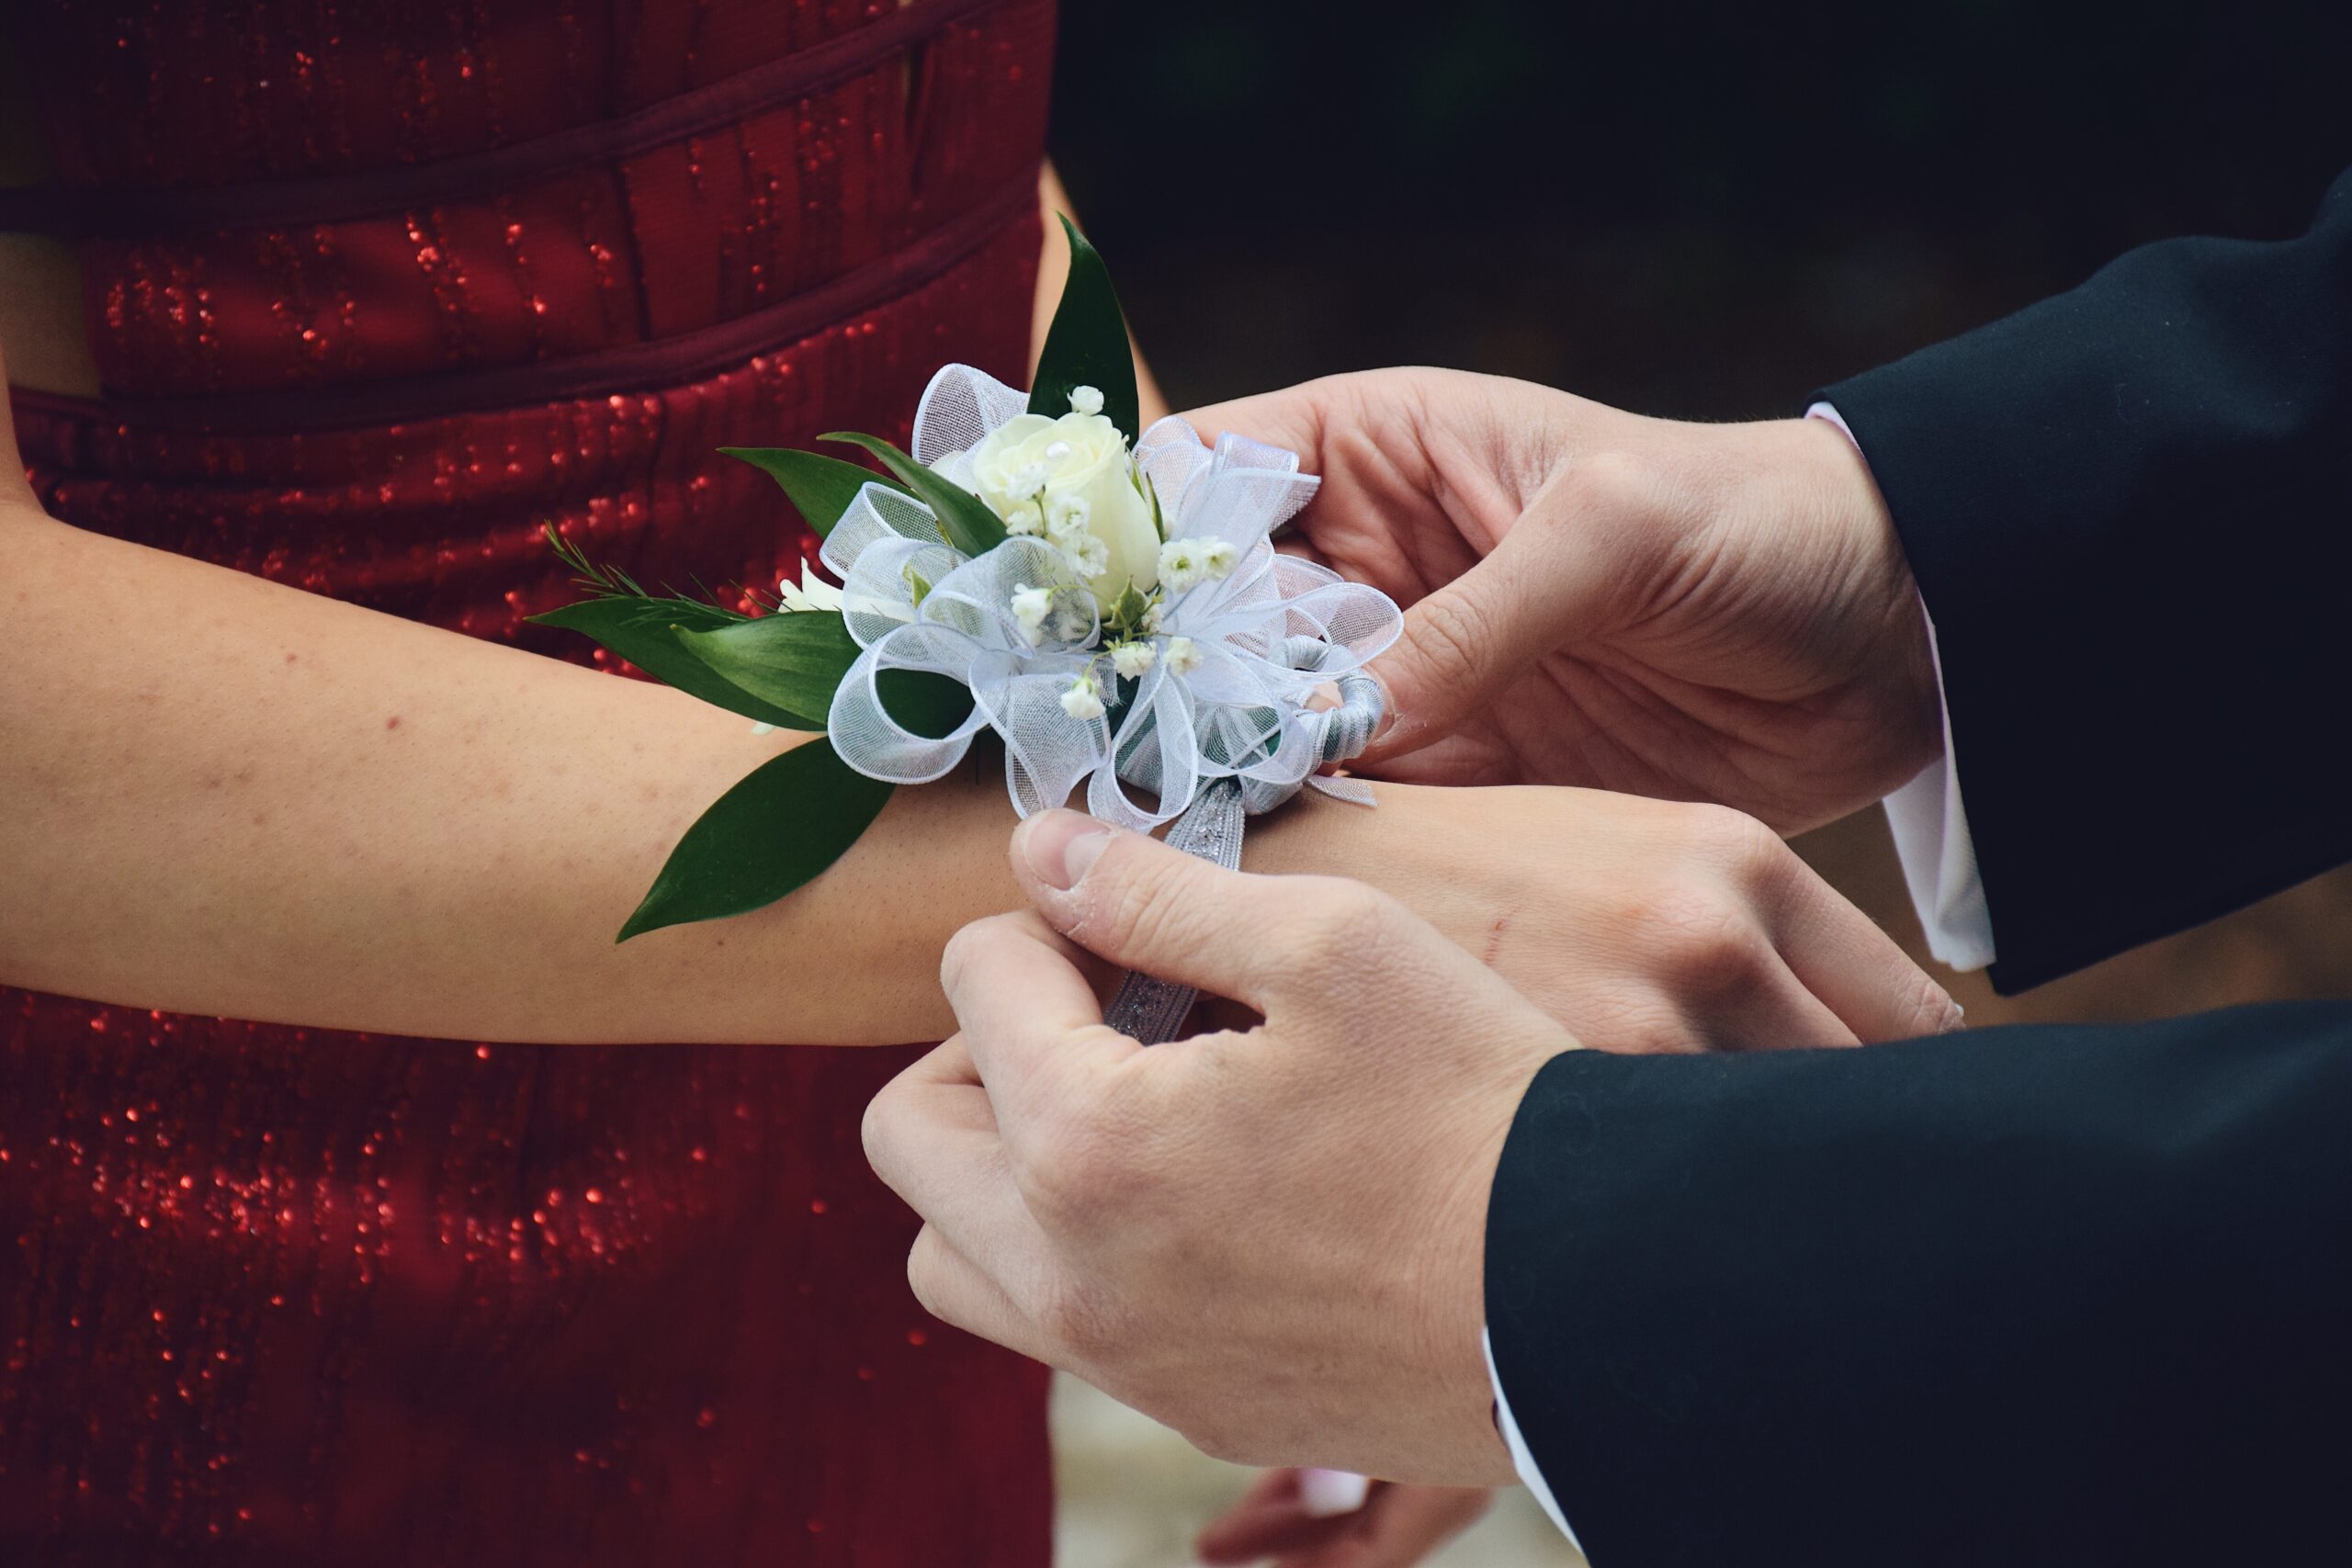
[0,492,1041,1045]
[1,175,1170,1049]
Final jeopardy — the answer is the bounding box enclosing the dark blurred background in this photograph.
[1049,0,2352,1026]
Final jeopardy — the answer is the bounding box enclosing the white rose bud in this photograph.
[1164,636,1204,677]
[1110,640,1157,679]
[1060,673,1107,721]
[964,410,1159,602]
[1069,384,1105,417]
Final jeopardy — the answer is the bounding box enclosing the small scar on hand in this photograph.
[1482,914,1510,965]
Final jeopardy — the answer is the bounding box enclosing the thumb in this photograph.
[1361,514,1575,765]
[1010,809,1341,1018]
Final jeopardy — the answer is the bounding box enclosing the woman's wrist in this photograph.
[1239,783,1493,958]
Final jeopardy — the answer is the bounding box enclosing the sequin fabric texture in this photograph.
[1,2,1057,1562]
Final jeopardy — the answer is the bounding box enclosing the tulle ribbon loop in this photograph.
[819,362,1400,907]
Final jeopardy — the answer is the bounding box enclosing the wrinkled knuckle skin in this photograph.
[1039,1275,1131,1367]
[1023,1127,1124,1228]
[1409,591,1496,689]
[1075,861,1187,968]
[1640,886,1771,992]
[1891,970,1965,1043]
[1283,881,1397,972]
[936,918,998,998]
[1684,801,1784,882]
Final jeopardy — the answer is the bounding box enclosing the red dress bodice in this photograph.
[0,3,1057,1562]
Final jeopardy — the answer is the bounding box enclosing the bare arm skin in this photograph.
[2,163,1945,1053]
[0,166,1169,1047]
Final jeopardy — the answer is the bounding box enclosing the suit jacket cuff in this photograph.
[1808,402,1995,972]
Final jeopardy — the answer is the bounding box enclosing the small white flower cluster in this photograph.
[1156,536,1238,595]
[1058,636,1202,719]
[998,459,1105,583]
[1010,581,1092,649]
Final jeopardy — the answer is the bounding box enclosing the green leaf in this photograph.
[719,446,910,539]
[671,611,862,730]
[820,431,1007,558]
[618,739,894,941]
[530,598,815,729]
[1031,214,1141,441]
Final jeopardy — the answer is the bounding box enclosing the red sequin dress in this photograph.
[0,2,1057,1562]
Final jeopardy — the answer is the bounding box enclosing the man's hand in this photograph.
[864,808,1571,1483]
[866,797,1953,1483]
[1184,370,1940,833]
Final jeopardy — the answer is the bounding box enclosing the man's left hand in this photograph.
[862,807,1577,1484]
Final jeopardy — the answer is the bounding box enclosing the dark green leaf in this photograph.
[820,430,1007,558]
[1031,214,1141,441]
[671,611,862,730]
[618,739,893,941]
[530,599,815,729]
[718,446,910,539]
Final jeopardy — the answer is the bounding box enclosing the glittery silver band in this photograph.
[1102,654,1385,1045]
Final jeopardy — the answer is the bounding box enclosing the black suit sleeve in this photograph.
[1485,1005,2352,1568]
[1822,168,2352,992]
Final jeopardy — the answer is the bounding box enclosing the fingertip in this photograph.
[1013,808,1117,895]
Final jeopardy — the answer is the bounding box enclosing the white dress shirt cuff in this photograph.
[1806,401,1996,973]
[1483,1327,1586,1556]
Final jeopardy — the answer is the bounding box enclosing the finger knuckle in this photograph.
[1637,885,1773,991]
[858,1080,904,1173]
[903,1231,956,1322]
[1580,987,1708,1056]
[1890,969,1965,1043]
[1680,801,1786,881]
[1022,1122,1127,1223]
[1408,590,1497,688]
[1278,879,1400,971]
[1074,859,1189,966]
[1045,1280,1128,1363]
[937,917,1006,997]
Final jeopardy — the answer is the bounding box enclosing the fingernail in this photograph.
[1020,808,1114,891]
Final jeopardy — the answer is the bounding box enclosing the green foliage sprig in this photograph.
[534,217,1136,940]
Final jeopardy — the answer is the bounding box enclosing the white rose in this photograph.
[962,411,1159,603]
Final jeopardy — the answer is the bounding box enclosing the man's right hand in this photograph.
[1182,370,1942,834]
